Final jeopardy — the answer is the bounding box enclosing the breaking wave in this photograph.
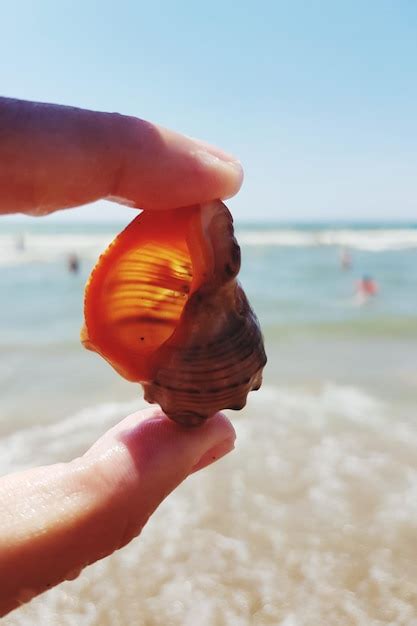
[1,226,417,267]
[238,227,417,250]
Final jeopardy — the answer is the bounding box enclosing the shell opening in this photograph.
[104,241,193,354]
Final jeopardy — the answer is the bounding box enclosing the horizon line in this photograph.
[2,215,417,226]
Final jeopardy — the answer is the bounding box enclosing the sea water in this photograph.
[1,218,417,625]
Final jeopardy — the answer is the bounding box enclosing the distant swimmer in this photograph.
[355,275,378,305]
[339,247,352,270]
[68,253,80,274]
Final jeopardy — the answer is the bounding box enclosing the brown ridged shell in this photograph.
[82,200,266,426]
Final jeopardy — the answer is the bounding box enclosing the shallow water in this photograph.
[1,219,417,624]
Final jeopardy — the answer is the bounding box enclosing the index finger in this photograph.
[0,97,244,216]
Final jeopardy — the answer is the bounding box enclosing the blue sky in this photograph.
[1,0,416,222]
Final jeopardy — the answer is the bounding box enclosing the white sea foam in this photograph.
[0,233,113,267]
[0,398,143,473]
[3,383,417,625]
[1,228,417,267]
[238,228,417,251]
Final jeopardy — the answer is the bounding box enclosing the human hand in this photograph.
[0,97,241,615]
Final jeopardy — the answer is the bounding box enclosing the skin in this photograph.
[0,97,243,616]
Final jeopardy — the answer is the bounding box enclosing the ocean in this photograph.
[1,217,417,625]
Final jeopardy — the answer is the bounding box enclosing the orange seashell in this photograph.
[82,200,266,426]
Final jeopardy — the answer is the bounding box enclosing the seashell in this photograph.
[81,200,267,426]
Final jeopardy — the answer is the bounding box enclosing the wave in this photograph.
[0,233,113,267]
[237,228,417,250]
[0,398,143,474]
[0,383,388,475]
[1,227,417,267]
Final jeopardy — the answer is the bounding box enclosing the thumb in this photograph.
[0,408,235,616]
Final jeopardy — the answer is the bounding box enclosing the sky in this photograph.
[1,0,416,222]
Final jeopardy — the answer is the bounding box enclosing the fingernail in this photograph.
[186,135,244,187]
[195,149,243,173]
[185,135,240,164]
[194,150,244,197]
[192,435,236,473]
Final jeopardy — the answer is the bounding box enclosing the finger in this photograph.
[0,97,243,216]
[108,121,244,210]
[0,408,235,616]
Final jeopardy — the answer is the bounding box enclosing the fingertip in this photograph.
[113,410,236,478]
[191,434,236,473]
[198,411,236,448]
[191,149,244,200]
[166,129,244,204]
[87,409,236,501]
[113,117,244,209]
[72,408,236,555]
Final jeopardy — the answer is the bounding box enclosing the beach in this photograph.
[1,218,417,625]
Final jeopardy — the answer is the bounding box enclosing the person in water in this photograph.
[357,275,378,296]
[339,246,352,270]
[355,274,379,304]
[68,252,80,274]
[0,96,243,616]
